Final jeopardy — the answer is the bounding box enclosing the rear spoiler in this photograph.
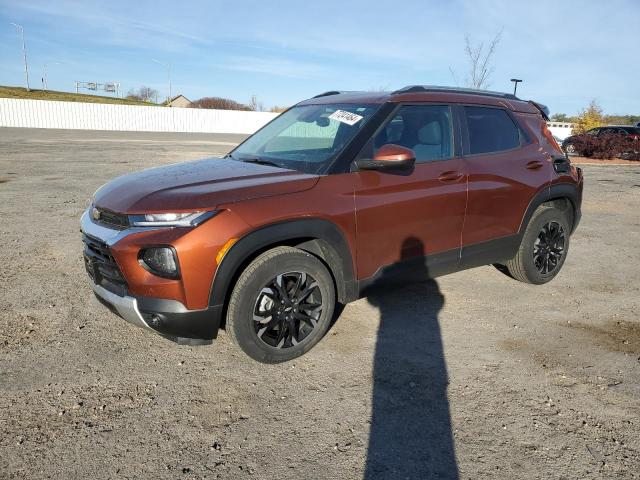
[529,101,550,120]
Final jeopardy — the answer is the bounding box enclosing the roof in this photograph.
[167,94,192,104]
[298,85,540,115]
[392,85,519,100]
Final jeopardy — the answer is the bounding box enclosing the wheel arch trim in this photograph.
[208,218,356,309]
[519,183,582,235]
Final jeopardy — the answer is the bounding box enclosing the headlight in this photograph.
[139,247,179,278]
[129,211,217,227]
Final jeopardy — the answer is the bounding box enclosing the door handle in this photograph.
[438,171,464,182]
[526,160,544,170]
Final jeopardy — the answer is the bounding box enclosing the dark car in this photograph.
[81,86,583,363]
[562,125,640,156]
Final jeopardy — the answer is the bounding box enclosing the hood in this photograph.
[94,158,319,213]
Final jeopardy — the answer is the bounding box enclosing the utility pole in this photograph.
[11,23,30,91]
[152,58,172,104]
[42,62,61,91]
[510,78,523,96]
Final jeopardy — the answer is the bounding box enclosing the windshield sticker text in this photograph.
[328,110,363,126]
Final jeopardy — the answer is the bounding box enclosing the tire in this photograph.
[500,205,571,284]
[225,246,336,363]
[564,143,576,155]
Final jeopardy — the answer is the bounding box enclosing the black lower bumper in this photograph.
[92,282,223,346]
[137,297,224,343]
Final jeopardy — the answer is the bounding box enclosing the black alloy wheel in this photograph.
[533,221,566,275]
[253,272,323,349]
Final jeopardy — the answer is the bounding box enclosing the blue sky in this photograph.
[1,0,638,115]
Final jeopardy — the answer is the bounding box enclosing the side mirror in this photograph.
[356,144,416,171]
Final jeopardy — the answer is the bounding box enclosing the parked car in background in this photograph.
[553,135,564,147]
[81,86,583,363]
[562,125,640,157]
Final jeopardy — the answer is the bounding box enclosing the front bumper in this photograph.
[92,282,220,345]
[81,210,222,345]
[91,282,150,330]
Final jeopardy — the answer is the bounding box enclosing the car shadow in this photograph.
[363,237,458,479]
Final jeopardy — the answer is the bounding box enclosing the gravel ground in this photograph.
[1,127,639,480]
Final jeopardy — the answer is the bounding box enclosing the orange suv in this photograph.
[82,86,583,363]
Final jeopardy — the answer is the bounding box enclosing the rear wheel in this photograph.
[226,246,336,363]
[498,205,571,284]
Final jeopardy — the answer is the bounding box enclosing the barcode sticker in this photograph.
[328,110,364,126]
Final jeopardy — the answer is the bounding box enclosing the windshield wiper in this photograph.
[240,158,284,169]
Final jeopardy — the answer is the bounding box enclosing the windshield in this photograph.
[230,103,379,174]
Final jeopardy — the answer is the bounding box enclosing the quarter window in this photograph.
[374,105,453,163]
[464,106,520,154]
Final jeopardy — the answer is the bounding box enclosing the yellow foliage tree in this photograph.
[574,100,604,133]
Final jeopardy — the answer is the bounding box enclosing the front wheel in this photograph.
[498,205,571,284]
[225,246,336,363]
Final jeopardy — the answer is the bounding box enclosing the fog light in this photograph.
[140,247,179,278]
[148,314,161,327]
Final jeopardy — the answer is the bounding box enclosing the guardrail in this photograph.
[0,98,278,134]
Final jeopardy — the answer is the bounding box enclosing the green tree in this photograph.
[574,100,604,133]
[603,114,640,126]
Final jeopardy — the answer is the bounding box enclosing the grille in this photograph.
[95,207,129,230]
[82,234,127,296]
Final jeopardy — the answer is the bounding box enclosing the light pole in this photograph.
[42,62,61,91]
[152,58,172,104]
[11,22,30,91]
[510,78,523,96]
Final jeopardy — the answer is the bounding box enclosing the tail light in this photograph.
[553,154,571,174]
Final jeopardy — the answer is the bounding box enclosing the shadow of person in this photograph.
[364,237,458,480]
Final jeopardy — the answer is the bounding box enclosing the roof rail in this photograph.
[391,85,520,101]
[312,90,343,99]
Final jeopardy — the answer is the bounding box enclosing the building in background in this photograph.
[167,94,192,108]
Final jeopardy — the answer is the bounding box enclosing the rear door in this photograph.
[353,104,467,280]
[460,106,552,263]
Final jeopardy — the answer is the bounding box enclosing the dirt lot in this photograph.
[1,127,639,480]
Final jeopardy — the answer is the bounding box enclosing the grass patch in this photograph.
[0,85,161,106]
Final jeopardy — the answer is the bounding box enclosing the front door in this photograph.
[353,104,468,281]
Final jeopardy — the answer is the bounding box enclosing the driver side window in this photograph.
[374,105,453,163]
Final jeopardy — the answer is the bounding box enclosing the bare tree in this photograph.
[190,97,252,111]
[126,85,159,103]
[448,67,460,87]
[249,95,264,112]
[463,30,503,90]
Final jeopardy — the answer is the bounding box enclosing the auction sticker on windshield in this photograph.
[328,110,363,126]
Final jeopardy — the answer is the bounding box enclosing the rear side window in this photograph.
[464,106,520,154]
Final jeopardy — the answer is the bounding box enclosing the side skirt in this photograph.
[356,234,521,299]
[458,234,520,270]
[358,248,460,297]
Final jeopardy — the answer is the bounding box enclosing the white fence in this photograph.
[0,98,279,134]
[546,121,574,141]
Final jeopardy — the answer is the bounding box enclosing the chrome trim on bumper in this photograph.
[92,282,152,331]
[80,209,161,247]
